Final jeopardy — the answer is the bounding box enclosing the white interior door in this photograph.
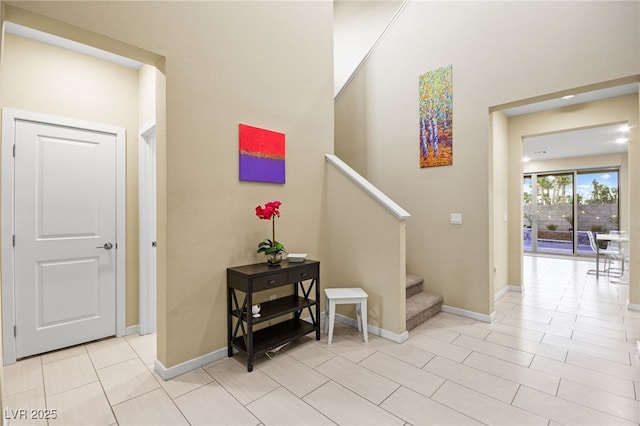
[139,124,157,335]
[13,118,118,358]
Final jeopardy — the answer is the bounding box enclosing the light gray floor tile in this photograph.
[151,366,214,399]
[257,353,329,397]
[3,387,47,426]
[85,337,138,370]
[287,339,336,368]
[405,333,472,362]
[513,385,637,426]
[432,381,548,425]
[96,357,160,405]
[359,351,443,398]
[451,334,534,366]
[42,353,98,396]
[204,357,279,405]
[315,355,399,404]
[363,336,435,368]
[557,379,640,423]
[47,381,115,426]
[304,381,404,425]
[423,356,519,403]
[485,330,568,361]
[322,336,376,363]
[381,386,482,425]
[542,333,631,364]
[112,388,188,425]
[247,386,333,426]
[174,381,259,426]
[530,356,635,399]
[463,351,559,395]
[3,357,43,396]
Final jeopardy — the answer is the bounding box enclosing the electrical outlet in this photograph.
[450,213,462,225]
[636,341,640,358]
[269,294,276,301]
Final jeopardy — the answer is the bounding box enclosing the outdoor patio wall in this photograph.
[324,162,407,336]
[508,94,638,291]
[335,1,640,316]
[533,205,619,234]
[3,1,335,370]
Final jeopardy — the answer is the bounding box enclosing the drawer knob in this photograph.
[300,273,308,278]
[268,279,276,284]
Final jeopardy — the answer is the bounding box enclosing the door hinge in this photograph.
[12,144,16,157]
[152,241,157,247]
[13,325,16,337]
[12,235,15,247]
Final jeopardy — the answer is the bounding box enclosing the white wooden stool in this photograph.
[324,287,368,344]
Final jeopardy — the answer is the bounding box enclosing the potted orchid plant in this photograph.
[255,200,286,265]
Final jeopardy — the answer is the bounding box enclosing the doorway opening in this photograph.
[1,21,164,363]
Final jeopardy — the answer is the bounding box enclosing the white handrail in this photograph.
[325,153,411,220]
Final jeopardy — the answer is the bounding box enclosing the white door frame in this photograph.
[138,122,157,335]
[1,108,126,364]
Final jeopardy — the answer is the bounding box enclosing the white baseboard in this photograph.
[125,324,141,336]
[154,346,228,381]
[628,303,640,312]
[495,284,525,301]
[155,310,412,381]
[333,312,408,343]
[441,305,495,323]
[494,286,509,300]
[508,284,524,293]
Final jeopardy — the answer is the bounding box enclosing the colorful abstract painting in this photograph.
[419,64,453,167]
[239,124,285,184]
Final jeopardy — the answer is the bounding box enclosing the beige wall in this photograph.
[333,0,402,96]
[0,33,141,326]
[138,64,157,129]
[335,1,640,315]
[1,1,335,368]
[507,94,638,291]
[325,162,407,335]
[490,112,510,304]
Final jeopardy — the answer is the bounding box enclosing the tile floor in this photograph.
[3,255,639,425]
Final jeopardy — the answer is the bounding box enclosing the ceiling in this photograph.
[523,123,630,162]
[504,83,638,162]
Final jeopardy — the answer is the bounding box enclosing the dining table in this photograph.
[594,233,629,279]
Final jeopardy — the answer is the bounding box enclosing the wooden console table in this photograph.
[227,260,320,372]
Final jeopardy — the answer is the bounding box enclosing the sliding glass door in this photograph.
[523,173,573,255]
[523,168,619,256]
[576,170,619,254]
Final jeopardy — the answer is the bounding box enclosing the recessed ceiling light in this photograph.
[561,95,575,100]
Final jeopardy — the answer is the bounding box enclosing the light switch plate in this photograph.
[451,213,462,225]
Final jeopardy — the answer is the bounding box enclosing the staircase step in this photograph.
[406,274,424,298]
[406,291,443,331]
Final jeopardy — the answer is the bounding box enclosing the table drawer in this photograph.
[252,272,288,292]
[288,264,318,283]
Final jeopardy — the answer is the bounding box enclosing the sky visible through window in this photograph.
[523,171,618,203]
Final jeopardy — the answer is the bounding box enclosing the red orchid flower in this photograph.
[255,201,285,258]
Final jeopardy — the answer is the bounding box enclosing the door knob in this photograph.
[97,242,113,250]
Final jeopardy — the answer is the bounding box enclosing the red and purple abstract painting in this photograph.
[239,124,285,184]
